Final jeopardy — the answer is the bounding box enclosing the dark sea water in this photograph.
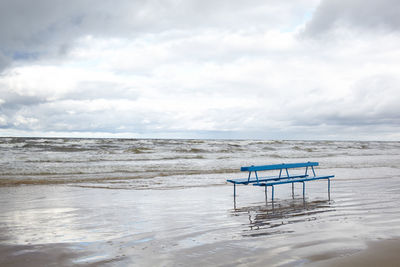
[1,137,400,188]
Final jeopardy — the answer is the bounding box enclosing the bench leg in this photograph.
[234,183,236,198]
[328,178,330,200]
[272,185,274,202]
[265,186,267,203]
[292,183,294,199]
[302,182,305,199]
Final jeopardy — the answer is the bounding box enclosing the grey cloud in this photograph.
[3,0,400,140]
[0,91,46,129]
[289,74,400,129]
[64,81,140,101]
[0,0,127,69]
[0,0,309,71]
[6,100,169,134]
[0,78,142,132]
[304,0,400,36]
[0,91,47,109]
[0,52,11,71]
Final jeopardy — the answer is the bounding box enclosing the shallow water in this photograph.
[1,138,400,266]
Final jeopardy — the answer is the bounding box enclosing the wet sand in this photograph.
[0,243,111,267]
[1,174,400,266]
[308,238,400,267]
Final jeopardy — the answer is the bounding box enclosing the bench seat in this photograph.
[254,175,334,186]
[227,174,308,185]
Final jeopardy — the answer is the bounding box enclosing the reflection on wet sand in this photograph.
[2,178,400,266]
[232,199,335,237]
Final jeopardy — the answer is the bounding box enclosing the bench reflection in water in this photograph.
[231,198,335,238]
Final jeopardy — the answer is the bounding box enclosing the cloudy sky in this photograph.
[1,0,400,140]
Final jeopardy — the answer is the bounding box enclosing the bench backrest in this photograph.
[241,162,318,172]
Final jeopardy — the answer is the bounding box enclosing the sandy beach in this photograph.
[1,175,400,266]
[308,238,400,267]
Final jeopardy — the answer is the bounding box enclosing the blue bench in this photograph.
[227,162,334,201]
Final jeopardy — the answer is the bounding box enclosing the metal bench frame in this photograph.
[227,162,334,201]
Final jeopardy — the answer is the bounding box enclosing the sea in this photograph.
[1,137,400,188]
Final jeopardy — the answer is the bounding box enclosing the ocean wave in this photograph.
[174,148,209,153]
[1,137,400,190]
[124,147,153,154]
[0,167,238,187]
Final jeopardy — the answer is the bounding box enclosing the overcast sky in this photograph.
[1,0,400,140]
